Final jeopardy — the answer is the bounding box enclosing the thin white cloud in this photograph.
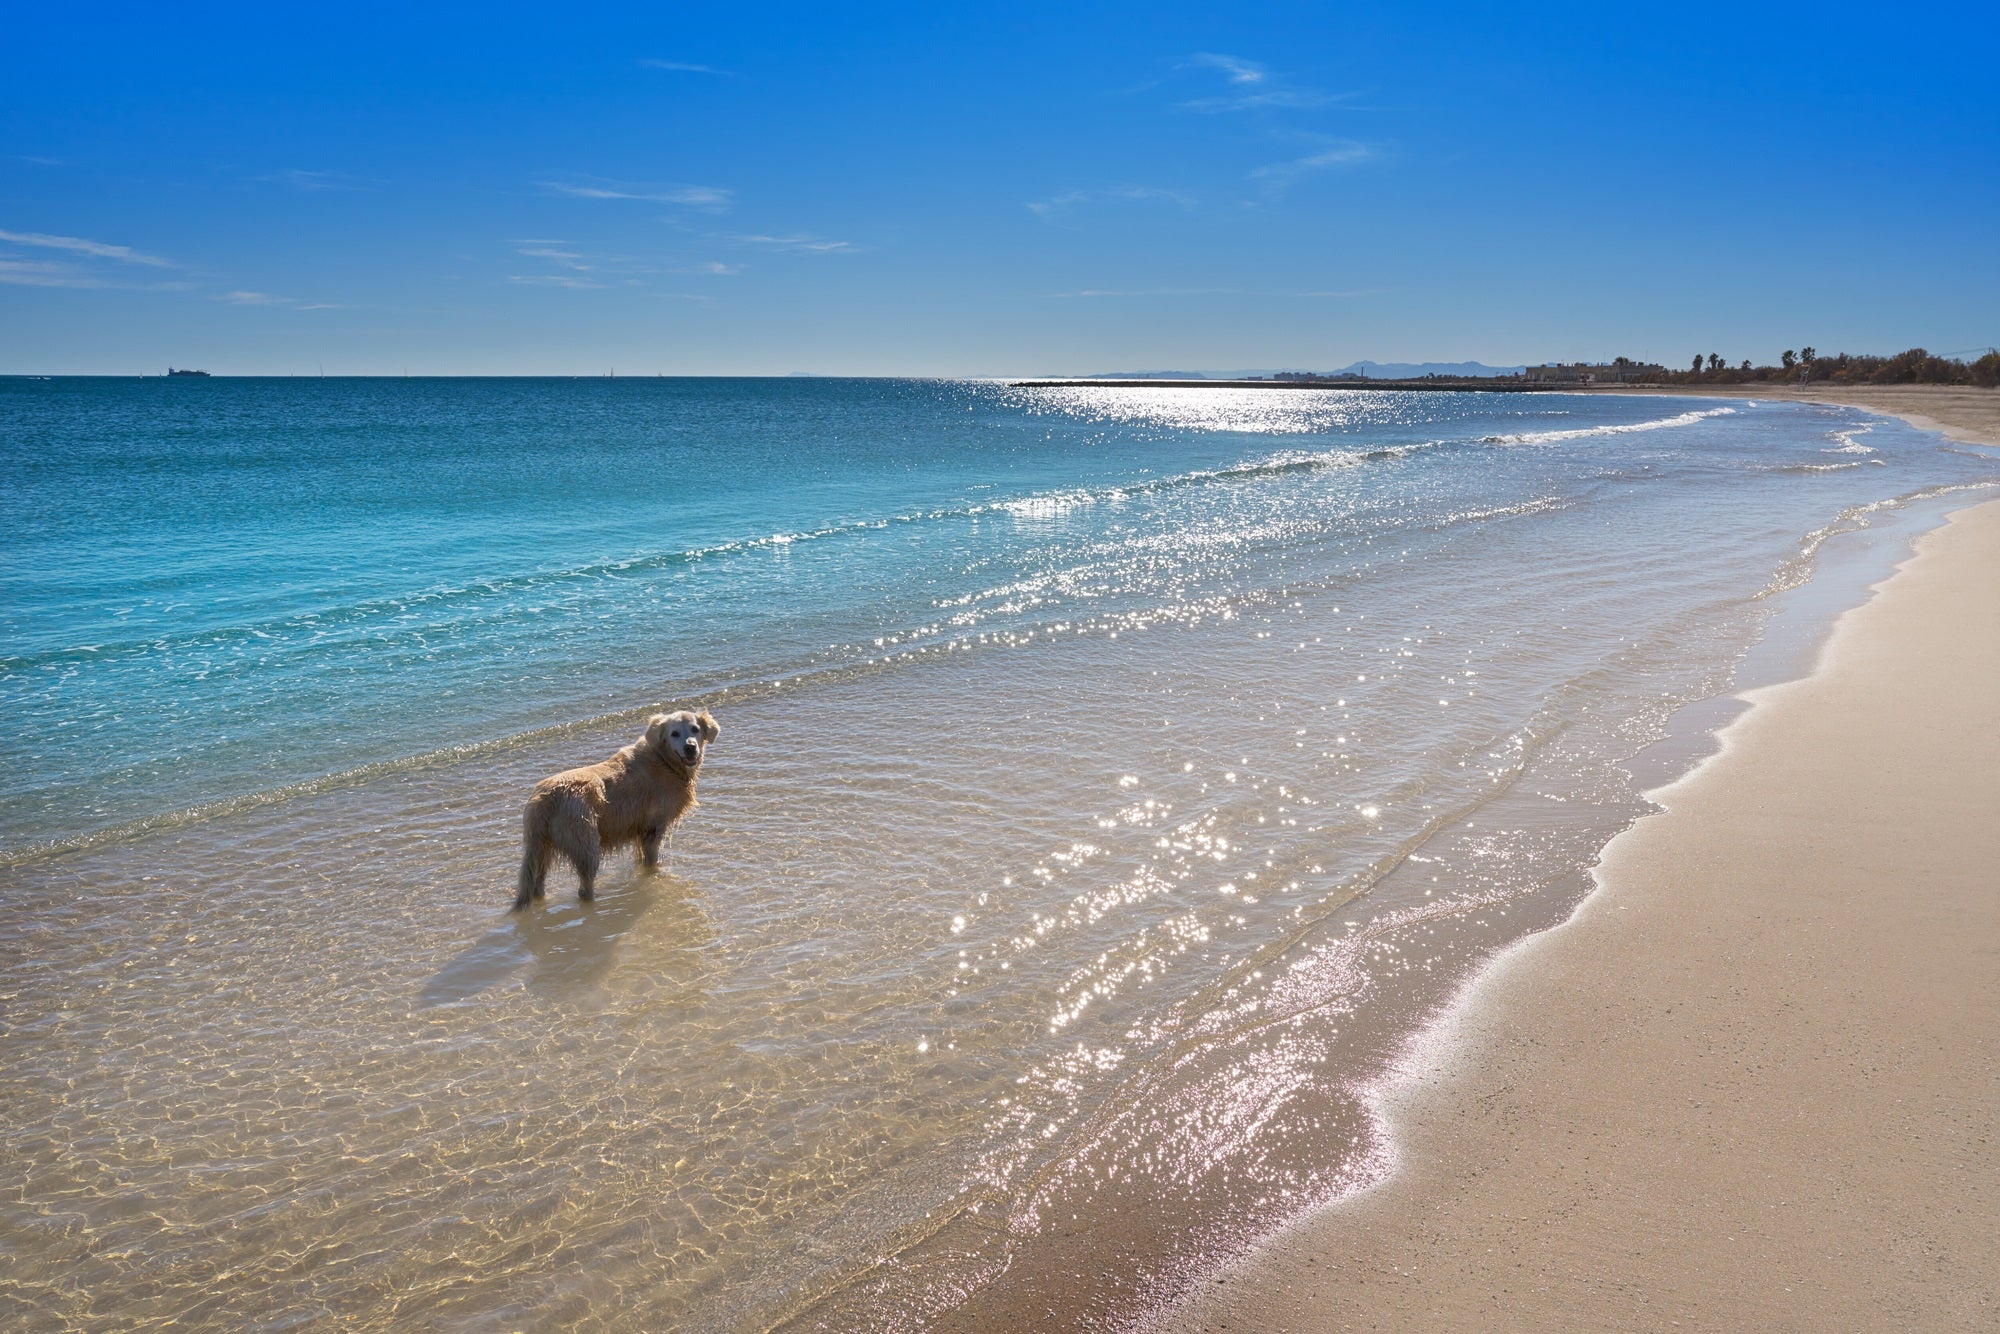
[1026,186,1195,221]
[216,290,344,308]
[1250,141,1375,194]
[255,169,370,192]
[0,228,173,267]
[543,178,733,212]
[639,58,728,74]
[689,260,743,275]
[1028,190,1090,217]
[1041,286,1363,300]
[0,230,194,290]
[516,246,593,271]
[719,232,857,254]
[1186,87,1342,112]
[0,258,112,287]
[509,274,609,289]
[0,225,346,303]
[1048,287,1243,298]
[508,240,679,287]
[1177,53,1348,113]
[1187,52,1267,85]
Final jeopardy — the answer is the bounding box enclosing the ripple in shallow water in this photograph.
[5,386,1996,1330]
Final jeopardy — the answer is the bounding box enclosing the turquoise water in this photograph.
[2,378,1995,1329]
[6,377,1985,857]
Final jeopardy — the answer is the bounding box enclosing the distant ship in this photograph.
[167,367,211,377]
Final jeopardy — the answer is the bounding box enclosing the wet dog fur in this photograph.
[515,710,718,909]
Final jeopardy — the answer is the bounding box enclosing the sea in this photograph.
[2,376,1994,1330]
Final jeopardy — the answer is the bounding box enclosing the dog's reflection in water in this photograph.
[420,872,711,1006]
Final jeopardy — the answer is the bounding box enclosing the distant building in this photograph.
[1523,361,1666,384]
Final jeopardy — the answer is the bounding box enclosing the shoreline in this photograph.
[1601,382,2000,451]
[8,384,1994,1329]
[1010,380,2000,452]
[1160,407,2000,1328]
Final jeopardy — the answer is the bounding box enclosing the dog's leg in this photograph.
[548,801,602,903]
[640,825,664,869]
[556,824,600,908]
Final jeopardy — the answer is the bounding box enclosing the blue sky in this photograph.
[3,2,1995,375]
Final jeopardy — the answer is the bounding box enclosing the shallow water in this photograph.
[2,379,1994,1329]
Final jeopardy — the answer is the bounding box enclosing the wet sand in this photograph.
[1608,381,2000,450]
[1161,458,2000,1321]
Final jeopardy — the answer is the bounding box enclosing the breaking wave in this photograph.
[1483,405,1737,445]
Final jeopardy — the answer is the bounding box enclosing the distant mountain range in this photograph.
[1334,360,1526,379]
[1079,361,1526,380]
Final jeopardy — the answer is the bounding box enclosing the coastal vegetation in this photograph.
[1163,349,1999,390]
[1671,346,2000,388]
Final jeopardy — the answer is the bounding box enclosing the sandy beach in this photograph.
[1163,390,1999,1331]
[7,383,1993,1331]
[9,5,1994,1327]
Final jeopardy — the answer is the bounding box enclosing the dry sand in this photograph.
[1160,398,1999,1332]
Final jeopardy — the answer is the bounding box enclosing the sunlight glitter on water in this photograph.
[4,379,1996,1331]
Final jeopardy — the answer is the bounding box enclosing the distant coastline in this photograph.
[1027,348,1999,396]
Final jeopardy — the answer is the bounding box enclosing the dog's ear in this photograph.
[643,714,672,747]
[696,710,720,742]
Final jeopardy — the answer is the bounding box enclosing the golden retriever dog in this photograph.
[515,709,719,910]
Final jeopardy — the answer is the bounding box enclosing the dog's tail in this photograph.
[515,795,555,910]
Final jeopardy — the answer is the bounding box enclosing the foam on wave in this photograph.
[1483,405,1737,445]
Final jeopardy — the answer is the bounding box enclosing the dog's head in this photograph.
[645,709,720,771]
